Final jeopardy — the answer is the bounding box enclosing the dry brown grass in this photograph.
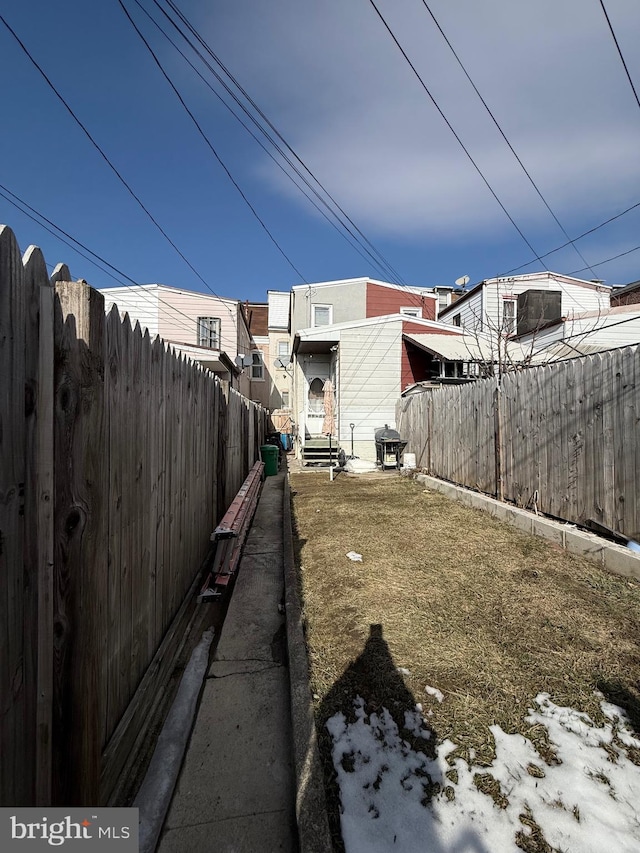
[290,472,640,849]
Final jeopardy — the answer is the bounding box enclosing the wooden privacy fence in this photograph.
[0,225,268,807]
[397,345,640,541]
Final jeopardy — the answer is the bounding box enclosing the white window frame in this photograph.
[197,316,221,349]
[502,299,516,336]
[452,313,461,327]
[281,390,290,408]
[400,306,422,318]
[312,303,333,327]
[277,339,290,359]
[251,351,264,381]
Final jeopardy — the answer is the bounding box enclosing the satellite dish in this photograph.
[455,275,470,287]
[274,357,286,369]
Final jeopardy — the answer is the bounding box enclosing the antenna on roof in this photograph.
[455,275,470,287]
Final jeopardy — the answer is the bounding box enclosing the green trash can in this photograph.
[260,444,279,477]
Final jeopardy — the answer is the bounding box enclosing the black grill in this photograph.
[374,425,407,470]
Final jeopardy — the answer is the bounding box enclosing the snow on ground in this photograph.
[327,693,640,853]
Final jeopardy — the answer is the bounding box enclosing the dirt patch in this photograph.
[290,473,640,851]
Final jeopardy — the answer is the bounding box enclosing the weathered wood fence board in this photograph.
[1,225,268,806]
[397,346,640,540]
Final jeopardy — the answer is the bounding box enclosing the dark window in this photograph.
[516,290,561,336]
[251,351,264,380]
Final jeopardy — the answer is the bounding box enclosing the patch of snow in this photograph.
[424,685,444,703]
[346,551,363,562]
[397,667,411,676]
[327,693,640,853]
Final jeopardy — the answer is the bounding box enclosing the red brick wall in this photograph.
[366,282,436,320]
[611,289,640,307]
[400,321,459,389]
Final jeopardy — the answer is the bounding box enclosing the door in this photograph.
[302,356,331,438]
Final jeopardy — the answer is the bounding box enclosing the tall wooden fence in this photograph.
[397,346,639,541]
[0,225,268,807]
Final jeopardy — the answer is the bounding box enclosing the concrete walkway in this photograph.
[157,470,298,852]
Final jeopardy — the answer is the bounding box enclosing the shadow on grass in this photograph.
[595,678,640,736]
[316,624,491,853]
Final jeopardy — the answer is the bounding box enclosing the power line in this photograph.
[598,0,640,113]
[157,0,408,286]
[118,0,308,283]
[528,311,640,361]
[0,10,240,330]
[568,242,640,276]
[0,183,238,347]
[501,198,640,275]
[419,0,598,278]
[366,0,549,271]
[129,0,405,285]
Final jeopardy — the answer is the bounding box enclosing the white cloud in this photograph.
[202,0,640,243]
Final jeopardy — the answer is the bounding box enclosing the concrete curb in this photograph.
[415,474,640,582]
[134,627,215,853]
[283,473,334,853]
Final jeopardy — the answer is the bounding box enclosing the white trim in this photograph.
[292,277,435,297]
[400,306,422,318]
[297,313,463,339]
[100,282,239,305]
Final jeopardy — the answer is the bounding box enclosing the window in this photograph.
[452,313,461,327]
[312,304,332,327]
[251,351,264,380]
[502,299,516,335]
[197,316,221,348]
[278,340,290,359]
[400,307,422,318]
[281,390,290,408]
[308,377,325,413]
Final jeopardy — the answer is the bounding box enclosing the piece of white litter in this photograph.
[346,551,363,562]
[397,667,411,676]
[424,685,444,703]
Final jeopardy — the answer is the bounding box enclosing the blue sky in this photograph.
[1,0,639,303]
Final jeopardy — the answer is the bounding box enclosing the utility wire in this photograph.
[568,242,640,276]
[118,0,307,282]
[502,198,640,275]
[159,0,408,285]
[0,183,237,346]
[419,0,598,278]
[128,0,401,285]
[598,0,640,113]
[0,10,241,329]
[366,0,549,271]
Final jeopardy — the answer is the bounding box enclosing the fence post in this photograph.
[427,395,432,474]
[24,247,55,806]
[494,379,504,501]
[53,280,107,805]
[0,226,29,806]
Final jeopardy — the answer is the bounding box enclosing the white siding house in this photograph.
[292,313,463,463]
[440,273,611,339]
[338,322,402,460]
[99,283,252,394]
[523,304,640,360]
